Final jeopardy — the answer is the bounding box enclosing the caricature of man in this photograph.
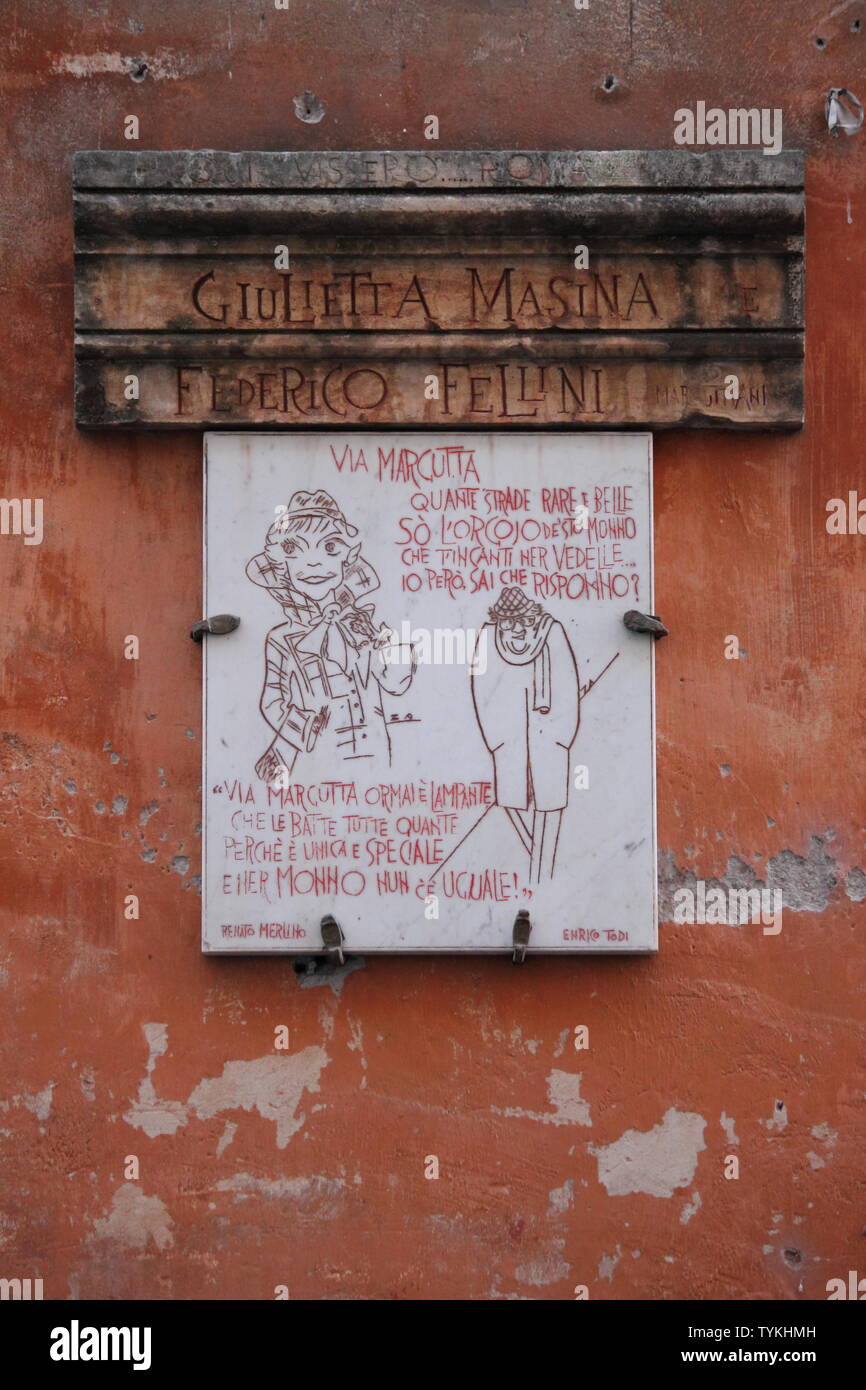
[470,587,579,882]
[247,490,415,783]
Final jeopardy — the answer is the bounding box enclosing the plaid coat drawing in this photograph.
[257,586,413,777]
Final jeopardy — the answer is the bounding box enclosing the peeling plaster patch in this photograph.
[720,1112,739,1145]
[189,1047,328,1149]
[846,867,866,901]
[214,1173,345,1215]
[811,1122,837,1148]
[491,1071,591,1127]
[80,1067,96,1102]
[111,796,128,815]
[807,1122,837,1170]
[598,1244,622,1281]
[554,1027,570,1057]
[91,1184,173,1252]
[769,838,839,911]
[318,1002,336,1042]
[296,955,365,995]
[215,1121,236,1157]
[141,847,157,863]
[93,801,106,815]
[21,1083,55,1121]
[548,1179,574,1215]
[169,856,189,876]
[592,1108,706,1198]
[762,1100,788,1132]
[347,1019,366,1088]
[680,1190,702,1224]
[719,764,731,777]
[53,50,188,80]
[124,1023,188,1138]
[64,779,76,795]
[0,956,9,988]
[139,803,159,826]
[547,1070,592,1126]
[346,1014,366,1066]
[658,836,849,920]
[515,1240,570,1287]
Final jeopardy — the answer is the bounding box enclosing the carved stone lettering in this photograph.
[73,150,805,431]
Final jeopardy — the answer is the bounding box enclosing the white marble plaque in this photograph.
[203,432,656,954]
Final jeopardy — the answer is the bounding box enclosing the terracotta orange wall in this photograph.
[1,1,864,1300]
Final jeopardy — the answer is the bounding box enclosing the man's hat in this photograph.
[488,586,542,622]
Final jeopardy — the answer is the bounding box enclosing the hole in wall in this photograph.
[293,90,326,124]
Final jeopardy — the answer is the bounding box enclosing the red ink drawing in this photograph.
[471,587,579,883]
[246,490,417,784]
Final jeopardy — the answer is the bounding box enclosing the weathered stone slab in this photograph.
[73,150,805,430]
[76,252,801,334]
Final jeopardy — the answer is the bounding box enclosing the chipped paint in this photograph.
[492,1071,592,1127]
[215,1121,236,1157]
[546,1070,592,1126]
[592,1109,707,1198]
[762,1101,788,1133]
[659,836,865,920]
[680,1191,702,1224]
[214,1173,347,1215]
[515,1242,570,1287]
[548,1179,574,1215]
[52,50,188,80]
[124,1024,188,1138]
[188,1048,329,1148]
[91,1185,173,1252]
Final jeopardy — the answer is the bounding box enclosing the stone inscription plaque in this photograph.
[202,431,656,954]
[74,150,804,431]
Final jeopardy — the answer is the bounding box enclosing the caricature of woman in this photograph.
[246,490,415,783]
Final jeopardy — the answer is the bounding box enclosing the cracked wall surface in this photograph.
[0,0,865,1300]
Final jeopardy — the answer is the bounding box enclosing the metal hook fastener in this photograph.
[190,614,240,643]
[512,909,531,964]
[623,610,668,639]
[320,915,345,966]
